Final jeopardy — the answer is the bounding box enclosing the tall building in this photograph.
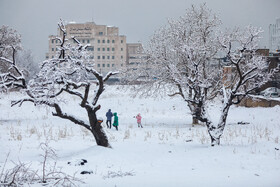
[269,18,280,52]
[46,22,128,75]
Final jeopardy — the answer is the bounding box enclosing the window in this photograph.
[121,48,123,51]
[121,56,123,59]
[102,48,105,51]
[98,64,100,67]
[112,48,115,51]
[107,40,110,43]
[102,40,105,43]
[46,56,49,59]
[82,40,85,43]
[121,40,123,43]
[102,64,105,67]
[56,40,58,43]
[98,48,100,51]
[112,40,115,43]
[98,56,100,59]
[98,40,100,43]
[87,40,90,43]
[107,48,110,51]
[107,64,110,67]
[51,40,54,44]
[89,56,94,59]
[87,47,94,51]
[52,48,54,51]
[112,64,115,67]
[107,56,110,59]
[52,55,54,58]
[102,56,105,59]
[112,56,115,59]
[99,32,103,35]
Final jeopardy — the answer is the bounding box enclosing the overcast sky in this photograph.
[0,0,279,62]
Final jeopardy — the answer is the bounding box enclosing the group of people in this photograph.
[105,109,143,131]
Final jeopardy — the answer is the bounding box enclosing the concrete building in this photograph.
[46,22,128,75]
[269,18,280,52]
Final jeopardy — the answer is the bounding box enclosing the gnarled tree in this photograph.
[11,21,117,148]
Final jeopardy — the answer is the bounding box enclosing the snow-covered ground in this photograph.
[0,86,279,186]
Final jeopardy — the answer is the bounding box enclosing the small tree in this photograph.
[0,25,26,90]
[11,21,117,148]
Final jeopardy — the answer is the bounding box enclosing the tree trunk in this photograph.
[90,120,111,148]
[87,109,111,148]
[207,101,231,146]
[192,117,199,125]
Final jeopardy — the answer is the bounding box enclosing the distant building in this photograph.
[269,18,280,52]
[46,22,144,75]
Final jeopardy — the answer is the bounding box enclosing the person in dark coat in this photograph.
[112,112,119,131]
[106,109,113,129]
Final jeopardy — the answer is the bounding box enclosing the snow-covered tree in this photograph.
[16,49,39,82]
[124,4,222,124]
[124,4,274,146]
[12,21,117,148]
[200,26,274,145]
[0,25,26,90]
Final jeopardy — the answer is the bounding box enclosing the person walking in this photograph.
[112,112,119,131]
[136,113,143,128]
[106,109,113,128]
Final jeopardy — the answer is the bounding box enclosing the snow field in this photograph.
[0,86,280,186]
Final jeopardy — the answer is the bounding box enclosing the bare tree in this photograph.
[11,21,117,148]
[0,25,26,91]
[124,4,222,125]
[199,26,274,145]
[124,5,274,146]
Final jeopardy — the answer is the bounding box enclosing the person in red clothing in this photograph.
[136,113,143,128]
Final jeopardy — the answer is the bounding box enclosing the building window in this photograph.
[107,64,110,67]
[82,40,85,43]
[102,48,105,51]
[87,47,94,51]
[112,48,115,51]
[121,56,123,59]
[56,40,58,43]
[99,32,103,35]
[46,56,49,59]
[102,56,105,59]
[121,48,123,51]
[98,40,100,43]
[102,40,105,43]
[98,48,100,51]
[98,64,100,67]
[102,64,105,67]
[121,40,123,43]
[87,40,90,43]
[121,64,123,67]
[112,56,115,59]
[107,56,110,59]
[90,56,94,59]
[98,56,100,59]
[51,40,54,44]
[107,48,110,51]
[52,48,54,51]
[107,40,110,43]
[52,55,54,58]
[112,64,115,67]
[112,40,115,43]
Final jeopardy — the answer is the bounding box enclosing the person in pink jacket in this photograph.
[136,113,143,128]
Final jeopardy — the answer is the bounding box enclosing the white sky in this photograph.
[0,0,279,62]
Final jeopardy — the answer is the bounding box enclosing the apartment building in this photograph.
[269,18,280,52]
[46,22,127,75]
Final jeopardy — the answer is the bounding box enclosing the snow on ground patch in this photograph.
[0,86,279,186]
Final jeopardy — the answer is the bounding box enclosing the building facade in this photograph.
[46,22,128,75]
[269,18,280,52]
